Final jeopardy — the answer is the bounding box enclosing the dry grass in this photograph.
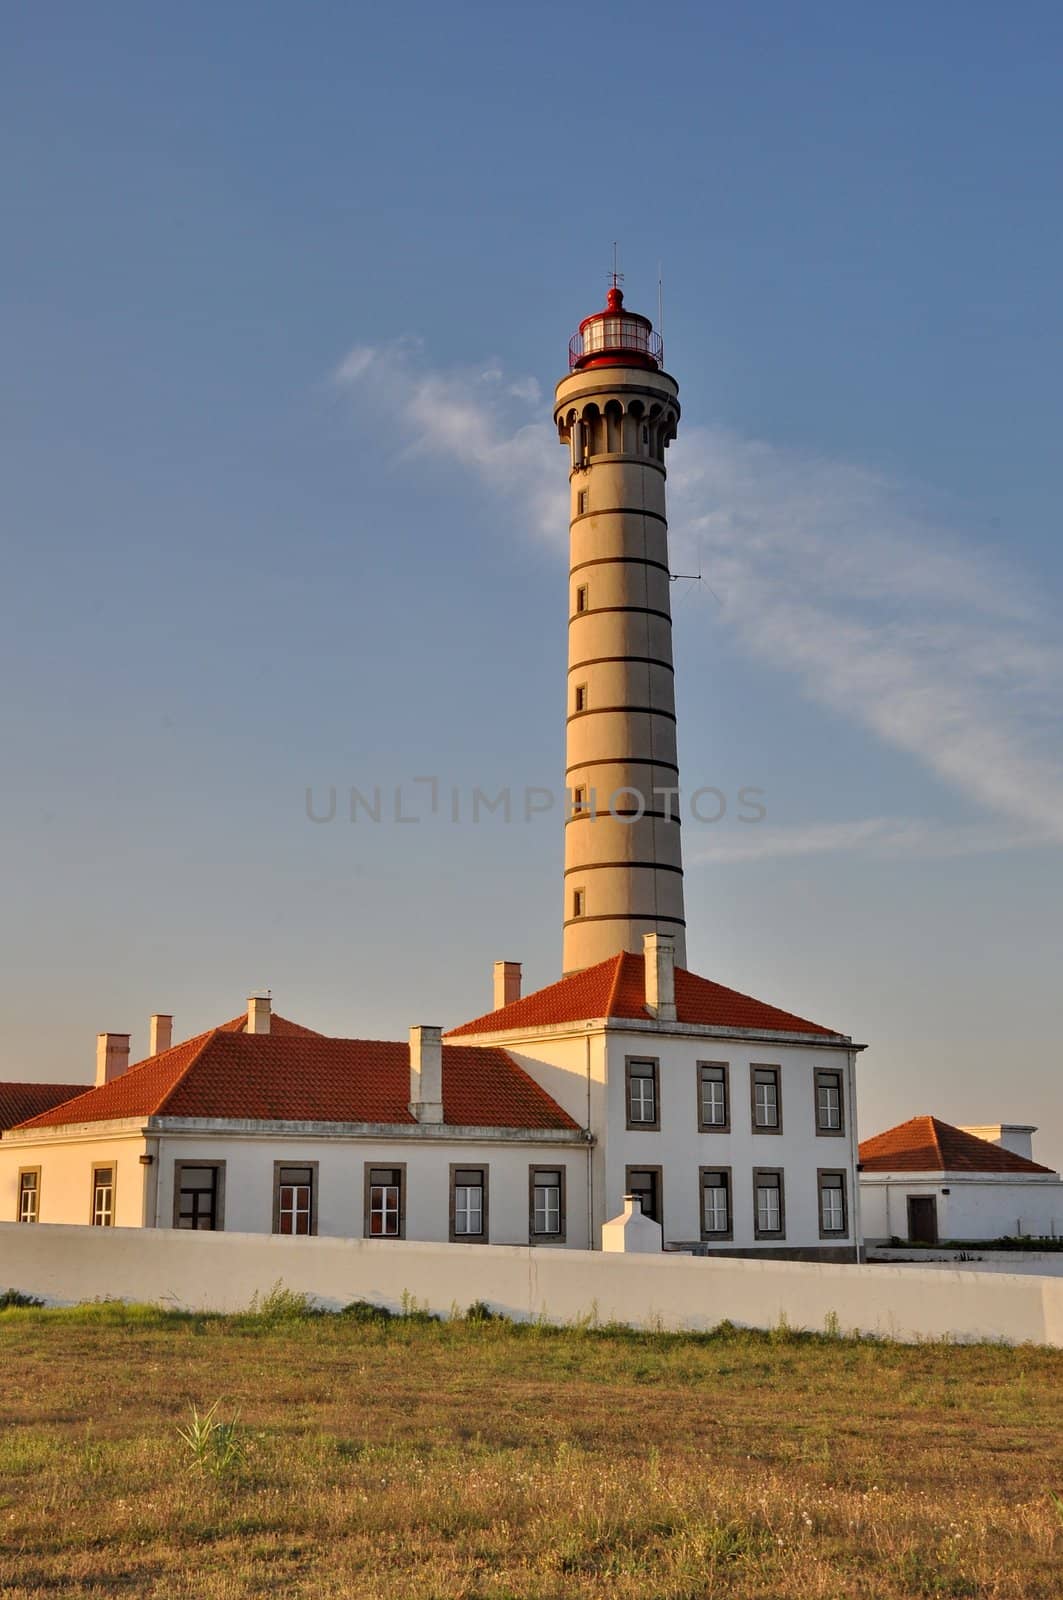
[1,1296,1061,1598]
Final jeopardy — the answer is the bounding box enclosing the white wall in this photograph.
[152,1133,592,1249]
[1,1128,591,1248]
[861,1175,1063,1243]
[0,1131,148,1228]
[0,1222,1059,1348]
[603,1033,860,1251]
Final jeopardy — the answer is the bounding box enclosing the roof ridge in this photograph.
[151,1028,222,1116]
[606,951,638,1019]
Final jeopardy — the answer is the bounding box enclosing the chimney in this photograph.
[96,1032,131,1087]
[408,1025,444,1124]
[247,994,271,1035]
[149,1014,173,1056]
[493,960,522,1010]
[643,932,677,1022]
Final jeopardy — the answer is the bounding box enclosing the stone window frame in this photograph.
[172,1160,226,1232]
[696,1060,730,1133]
[625,1055,660,1131]
[449,1163,489,1244]
[575,583,589,614]
[528,1165,567,1244]
[16,1167,41,1224]
[624,1164,664,1229]
[814,1068,845,1137]
[817,1169,849,1238]
[750,1063,783,1134]
[90,1162,117,1228]
[752,1166,785,1239]
[272,1160,319,1237]
[363,1161,406,1240]
[698,1165,733,1242]
[572,887,586,919]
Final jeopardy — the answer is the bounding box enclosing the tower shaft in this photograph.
[554,347,685,975]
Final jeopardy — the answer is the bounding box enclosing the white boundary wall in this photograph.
[1,1223,1060,1347]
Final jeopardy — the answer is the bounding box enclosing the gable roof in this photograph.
[448,951,842,1039]
[859,1116,1055,1176]
[12,1030,579,1134]
[0,1082,90,1133]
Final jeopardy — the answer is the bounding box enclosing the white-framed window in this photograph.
[366,1167,403,1238]
[626,1058,658,1128]
[698,1062,729,1130]
[700,1169,731,1238]
[451,1167,486,1240]
[752,1066,781,1130]
[275,1164,314,1236]
[754,1169,784,1237]
[91,1166,114,1228]
[816,1070,843,1133]
[17,1170,39,1224]
[819,1171,847,1235]
[531,1168,564,1239]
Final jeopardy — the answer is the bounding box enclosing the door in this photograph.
[907,1195,938,1244]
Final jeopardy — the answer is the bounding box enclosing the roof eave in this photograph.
[146,1116,589,1142]
[451,1017,857,1049]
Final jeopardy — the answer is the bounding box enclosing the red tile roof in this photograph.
[13,1030,579,1133]
[859,1116,1055,1175]
[448,951,842,1038]
[0,1082,90,1133]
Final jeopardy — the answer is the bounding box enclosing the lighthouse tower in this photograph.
[554,284,685,975]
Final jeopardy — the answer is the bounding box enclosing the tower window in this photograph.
[574,684,587,713]
[572,785,588,815]
[642,425,649,445]
[577,490,589,515]
[572,887,586,918]
[575,584,588,613]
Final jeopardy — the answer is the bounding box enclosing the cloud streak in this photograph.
[334,342,1063,858]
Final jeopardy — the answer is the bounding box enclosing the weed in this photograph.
[176,1399,245,1478]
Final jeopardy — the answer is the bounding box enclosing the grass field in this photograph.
[1,1294,1061,1599]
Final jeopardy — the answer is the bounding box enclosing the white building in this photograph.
[0,280,865,1260]
[860,1116,1063,1244]
[0,998,591,1247]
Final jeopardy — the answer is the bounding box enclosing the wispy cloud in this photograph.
[689,816,1055,867]
[334,343,1063,857]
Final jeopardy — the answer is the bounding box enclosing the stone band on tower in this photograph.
[554,285,686,975]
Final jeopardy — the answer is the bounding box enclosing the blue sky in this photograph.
[3,2,1062,1165]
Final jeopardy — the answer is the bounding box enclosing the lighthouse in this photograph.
[554,284,686,975]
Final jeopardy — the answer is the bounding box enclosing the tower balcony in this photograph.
[569,317,664,372]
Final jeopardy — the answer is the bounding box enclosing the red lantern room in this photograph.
[568,285,663,372]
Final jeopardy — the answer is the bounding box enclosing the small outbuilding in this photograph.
[859,1115,1062,1245]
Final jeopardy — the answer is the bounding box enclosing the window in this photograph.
[751,1065,782,1132]
[572,887,586,918]
[753,1169,785,1238]
[576,584,589,613]
[818,1171,847,1236]
[530,1167,565,1242]
[815,1069,844,1135]
[365,1165,404,1238]
[274,1163,316,1236]
[574,683,588,713]
[451,1166,487,1241]
[91,1166,115,1227]
[572,785,589,815]
[577,489,589,515]
[625,1166,663,1226]
[626,1057,659,1129]
[697,1062,729,1131]
[699,1168,732,1240]
[173,1162,224,1231]
[17,1169,40,1224]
